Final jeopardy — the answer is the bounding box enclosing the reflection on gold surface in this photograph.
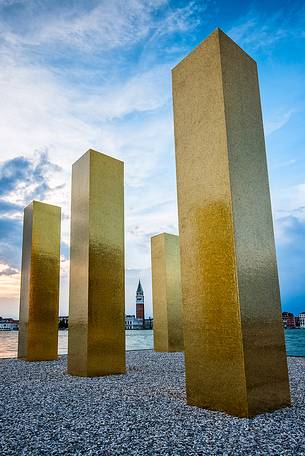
[151,233,183,352]
[172,28,291,416]
[68,149,125,377]
[18,201,61,361]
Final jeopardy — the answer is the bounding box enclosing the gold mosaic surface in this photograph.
[68,149,125,377]
[18,201,61,361]
[172,28,290,416]
[151,233,183,352]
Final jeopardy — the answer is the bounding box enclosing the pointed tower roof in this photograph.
[136,280,143,294]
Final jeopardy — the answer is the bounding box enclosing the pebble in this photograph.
[0,352,304,455]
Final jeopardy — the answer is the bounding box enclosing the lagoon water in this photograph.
[0,329,154,358]
[284,329,305,356]
[0,329,305,358]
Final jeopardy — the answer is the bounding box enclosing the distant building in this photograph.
[0,317,19,331]
[299,312,305,328]
[136,280,145,322]
[282,312,305,329]
[125,314,153,330]
[282,312,296,328]
[143,317,153,330]
[58,316,68,329]
[125,281,153,330]
[125,315,143,330]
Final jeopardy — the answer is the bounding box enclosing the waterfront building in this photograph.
[58,316,69,329]
[282,312,302,328]
[299,312,305,328]
[143,317,153,330]
[125,315,143,330]
[125,315,153,330]
[282,312,296,328]
[0,317,19,331]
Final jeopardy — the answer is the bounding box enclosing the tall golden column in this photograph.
[151,233,183,352]
[68,149,125,377]
[172,28,290,417]
[18,201,61,361]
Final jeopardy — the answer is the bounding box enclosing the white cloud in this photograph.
[0,55,99,166]
[79,64,172,121]
[0,0,203,54]
[273,183,305,219]
[0,1,154,49]
[227,15,285,51]
[0,263,20,299]
[0,0,199,318]
[227,7,305,52]
[265,109,295,136]
[272,183,305,247]
[0,48,177,257]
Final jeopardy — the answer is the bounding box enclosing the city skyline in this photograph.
[0,0,305,318]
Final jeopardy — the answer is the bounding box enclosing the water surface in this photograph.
[1,329,305,358]
[0,329,153,358]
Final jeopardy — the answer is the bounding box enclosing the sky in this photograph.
[0,0,304,318]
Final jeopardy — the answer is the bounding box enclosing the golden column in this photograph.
[68,149,125,377]
[151,233,183,352]
[172,28,290,417]
[18,201,61,361]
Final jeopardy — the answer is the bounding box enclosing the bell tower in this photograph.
[136,280,144,324]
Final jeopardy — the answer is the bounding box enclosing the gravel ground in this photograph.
[0,352,304,456]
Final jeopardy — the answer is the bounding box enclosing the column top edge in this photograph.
[172,27,256,73]
[25,200,61,211]
[151,232,179,240]
[73,149,124,167]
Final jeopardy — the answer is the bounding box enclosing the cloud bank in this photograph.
[0,0,305,317]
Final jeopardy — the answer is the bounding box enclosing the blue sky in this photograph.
[0,0,304,318]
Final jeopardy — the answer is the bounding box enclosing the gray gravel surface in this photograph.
[0,351,304,455]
